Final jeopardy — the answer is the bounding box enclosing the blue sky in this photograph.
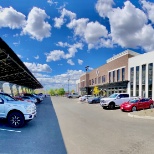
[0,0,154,91]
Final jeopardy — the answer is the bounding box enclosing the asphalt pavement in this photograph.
[0,97,67,154]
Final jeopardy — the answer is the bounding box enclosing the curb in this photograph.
[128,113,154,120]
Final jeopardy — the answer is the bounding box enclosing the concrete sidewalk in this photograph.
[128,108,154,119]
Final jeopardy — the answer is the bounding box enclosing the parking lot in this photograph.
[0,97,67,154]
[1,96,154,154]
[52,97,154,154]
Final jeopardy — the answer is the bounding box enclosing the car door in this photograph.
[144,98,150,109]
[137,99,144,110]
[0,97,5,117]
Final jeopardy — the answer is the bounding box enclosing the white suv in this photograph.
[100,93,134,109]
[0,92,36,128]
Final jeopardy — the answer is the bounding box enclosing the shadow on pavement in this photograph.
[0,97,67,154]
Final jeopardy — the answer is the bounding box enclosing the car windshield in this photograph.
[109,94,118,98]
[129,99,139,103]
[0,94,15,101]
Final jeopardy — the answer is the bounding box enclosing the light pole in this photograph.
[68,78,70,94]
[85,66,89,98]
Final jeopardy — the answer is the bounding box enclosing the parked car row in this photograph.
[0,92,46,128]
[78,93,154,112]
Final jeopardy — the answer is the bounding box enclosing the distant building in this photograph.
[128,51,154,100]
[79,50,140,96]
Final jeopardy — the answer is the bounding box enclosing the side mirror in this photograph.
[117,96,120,99]
[0,98,4,104]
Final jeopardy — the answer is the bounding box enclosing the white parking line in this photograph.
[0,128,21,133]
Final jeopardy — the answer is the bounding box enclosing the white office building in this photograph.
[128,51,154,100]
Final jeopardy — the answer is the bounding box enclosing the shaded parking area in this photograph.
[0,97,67,154]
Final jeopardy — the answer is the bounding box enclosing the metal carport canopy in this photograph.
[0,38,43,89]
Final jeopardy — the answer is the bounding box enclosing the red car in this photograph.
[120,98,154,112]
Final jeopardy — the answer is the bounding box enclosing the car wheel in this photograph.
[7,111,25,128]
[91,100,95,104]
[150,104,153,109]
[132,106,137,112]
[108,102,115,109]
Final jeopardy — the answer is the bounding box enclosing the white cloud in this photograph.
[22,7,51,41]
[95,0,114,18]
[67,18,111,49]
[17,54,23,58]
[0,6,26,29]
[37,69,84,91]
[84,21,108,43]
[67,18,89,37]
[13,40,20,46]
[33,73,51,78]
[47,0,58,6]
[54,8,76,28]
[65,42,83,59]
[108,1,148,48]
[141,0,154,24]
[46,42,83,62]
[56,41,69,47]
[67,59,75,65]
[78,59,83,65]
[24,62,52,73]
[34,55,39,59]
[45,50,65,62]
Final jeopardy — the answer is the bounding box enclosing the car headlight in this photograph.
[24,105,32,113]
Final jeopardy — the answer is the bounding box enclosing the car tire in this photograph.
[150,104,153,109]
[132,106,137,112]
[7,111,25,128]
[108,102,115,109]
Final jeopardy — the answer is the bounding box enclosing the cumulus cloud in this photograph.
[95,0,114,18]
[141,0,154,23]
[84,21,108,43]
[45,50,65,62]
[67,59,75,65]
[56,41,69,47]
[13,40,20,46]
[37,69,84,90]
[22,7,51,41]
[47,0,58,6]
[94,0,154,51]
[0,6,26,29]
[46,42,83,62]
[17,54,23,58]
[65,42,83,59]
[78,59,83,65]
[34,55,39,59]
[54,8,76,28]
[67,18,89,37]
[24,62,52,73]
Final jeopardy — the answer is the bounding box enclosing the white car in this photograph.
[0,92,36,128]
[79,95,92,101]
[100,93,136,109]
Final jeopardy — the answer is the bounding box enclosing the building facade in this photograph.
[128,51,154,100]
[79,50,140,96]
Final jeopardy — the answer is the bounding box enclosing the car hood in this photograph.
[101,98,115,101]
[6,100,33,106]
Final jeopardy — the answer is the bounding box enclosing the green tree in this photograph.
[57,88,65,96]
[49,89,55,96]
[71,89,75,93]
[93,86,100,96]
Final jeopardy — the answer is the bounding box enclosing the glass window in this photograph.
[122,68,125,81]
[109,72,111,83]
[148,63,153,98]
[113,71,115,82]
[95,78,97,84]
[130,67,134,97]
[117,69,120,82]
[136,66,139,96]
